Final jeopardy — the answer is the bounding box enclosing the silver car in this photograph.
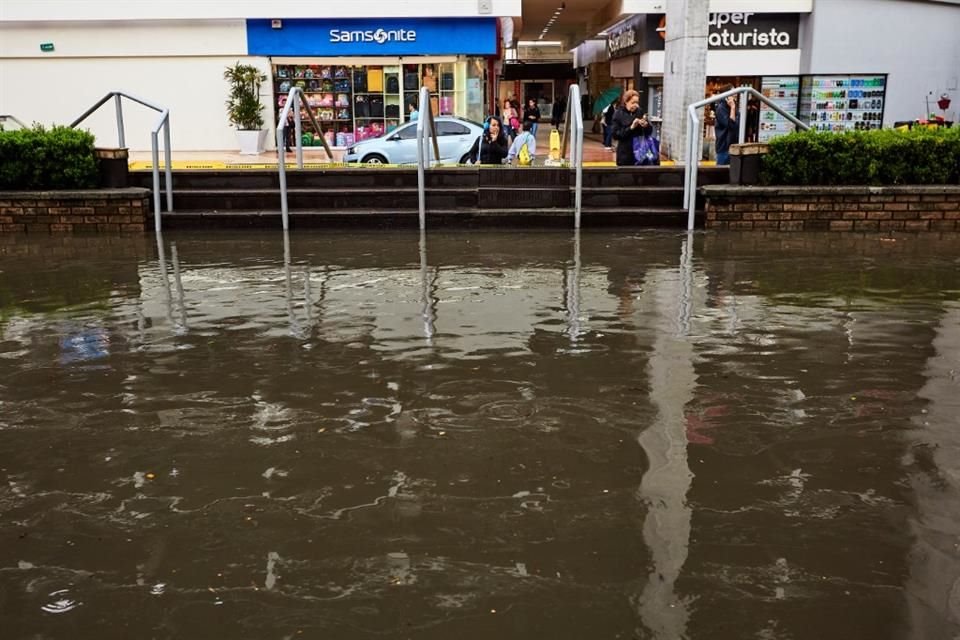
[343,117,485,165]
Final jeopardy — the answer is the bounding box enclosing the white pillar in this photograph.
[661,0,709,161]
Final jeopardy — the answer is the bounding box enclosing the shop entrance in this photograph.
[522,80,556,122]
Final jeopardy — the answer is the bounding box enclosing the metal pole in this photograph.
[155,231,175,327]
[687,111,698,232]
[738,87,748,145]
[151,131,161,233]
[294,91,304,169]
[574,116,583,229]
[114,94,126,148]
[277,115,289,231]
[416,87,430,232]
[163,116,173,212]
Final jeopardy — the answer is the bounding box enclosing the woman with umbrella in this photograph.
[593,86,623,152]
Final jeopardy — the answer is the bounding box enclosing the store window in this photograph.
[799,74,887,132]
[437,121,472,136]
[274,59,486,148]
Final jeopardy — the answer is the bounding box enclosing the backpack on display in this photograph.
[404,72,419,89]
[386,75,400,93]
[441,73,455,91]
[354,70,367,93]
[369,96,385,118]
[354,96,370,118]
[385,104,400,118]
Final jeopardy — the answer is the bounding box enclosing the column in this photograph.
[661,0,709,161]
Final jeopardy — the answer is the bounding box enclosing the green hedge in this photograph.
[760,127,960,186]
[0,124,98,190]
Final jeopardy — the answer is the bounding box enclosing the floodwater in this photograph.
[2,229,960,639]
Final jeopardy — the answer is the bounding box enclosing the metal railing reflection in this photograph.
[564,229,583,343]
[154,231,187,335]
[419,231,438,344]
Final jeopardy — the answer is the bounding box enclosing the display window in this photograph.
[799,74,887,132]
[274,58,485,148]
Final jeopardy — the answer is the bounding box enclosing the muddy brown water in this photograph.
[2,230,960,639]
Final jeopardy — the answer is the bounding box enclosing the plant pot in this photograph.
[237,129,267,155]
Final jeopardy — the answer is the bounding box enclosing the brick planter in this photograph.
[0,188,150,233]
[704,186,960,232]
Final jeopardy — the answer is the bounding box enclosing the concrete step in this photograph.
[152,207,699,230]
[169,187,478,211]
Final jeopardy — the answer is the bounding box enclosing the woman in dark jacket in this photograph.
[468,116,509,165]
[611,89,654,167]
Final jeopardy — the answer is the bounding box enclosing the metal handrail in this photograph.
[71,91,173,233]
[684,86,809,230]
[277,87,334,231]
[0,114,28,129]
[560,84,584,228]
[415,86,442,232]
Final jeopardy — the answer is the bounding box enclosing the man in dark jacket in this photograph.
[611,90,654,167]
[714,87,739,165]
[468,116,509,165]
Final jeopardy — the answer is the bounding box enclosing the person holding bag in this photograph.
[611,90,654,167]
[468,116,509,165]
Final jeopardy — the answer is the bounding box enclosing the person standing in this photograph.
[714,86,739,165]
[502,99,519,139]
[601,97,620,151]
[551,94,566,129]
[523,98,541,138]
[467,116,509,165]
[611,90,653,167]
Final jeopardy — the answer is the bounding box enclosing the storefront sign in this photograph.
[328,28,417,44]
[645,13,800,50]
[247,18,496,56]
[606,15,646,58]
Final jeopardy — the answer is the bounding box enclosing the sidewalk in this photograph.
[127,124,699,169]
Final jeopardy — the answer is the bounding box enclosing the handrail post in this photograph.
[151,130,161,232]
[738,87,748,144]
[294,92,303,168]
[416,85,436,232]
[114,93,126,148]
[163,114,173,212]
[278,122,290,231]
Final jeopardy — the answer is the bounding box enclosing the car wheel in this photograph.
[362,154,388,165]
[459,153,471,165]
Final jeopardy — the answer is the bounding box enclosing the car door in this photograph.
[386,123,419,164]
[435,120,474,163]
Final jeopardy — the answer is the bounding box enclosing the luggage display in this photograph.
[386,75,400,94]
[368,68,384,92]
[369,96,385,118]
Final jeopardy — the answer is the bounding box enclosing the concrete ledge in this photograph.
[0,188,150,233]
[704,185,960,232]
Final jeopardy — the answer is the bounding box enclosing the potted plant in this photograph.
[224,62,267,154]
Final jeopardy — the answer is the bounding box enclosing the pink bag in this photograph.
[439,96,453,114]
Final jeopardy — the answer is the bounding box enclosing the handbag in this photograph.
[632,134,660,166]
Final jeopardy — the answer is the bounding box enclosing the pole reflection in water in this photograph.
[634,233,696,638]
[154,230,181,333]
[419,230,437,345]
[282,229,316,340]
[170,242,188,332]
[565,229,583,343]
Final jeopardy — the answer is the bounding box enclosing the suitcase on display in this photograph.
[385,104,400,118]
[368,69,384,92]
[441,73,455,91]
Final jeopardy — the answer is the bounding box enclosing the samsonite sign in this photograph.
[247,18,497,56]
[644,13,800,50]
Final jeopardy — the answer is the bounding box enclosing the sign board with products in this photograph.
[798,74,887,132]
[758,76,800,141]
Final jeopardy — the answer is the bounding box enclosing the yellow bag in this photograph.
[518,138,532,166]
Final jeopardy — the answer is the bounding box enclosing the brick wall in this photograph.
[0,188,150,233]
[704,186,960,232]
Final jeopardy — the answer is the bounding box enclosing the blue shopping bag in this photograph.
[633,135,660,166]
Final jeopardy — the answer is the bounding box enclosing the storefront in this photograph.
[247,18,496,148]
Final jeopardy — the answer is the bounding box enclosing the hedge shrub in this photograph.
[760,126,960,186]
[0,124,98,190]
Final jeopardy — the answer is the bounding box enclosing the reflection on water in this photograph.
[3,230,960,638]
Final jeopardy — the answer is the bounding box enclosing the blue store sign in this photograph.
[247,18,497,56]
